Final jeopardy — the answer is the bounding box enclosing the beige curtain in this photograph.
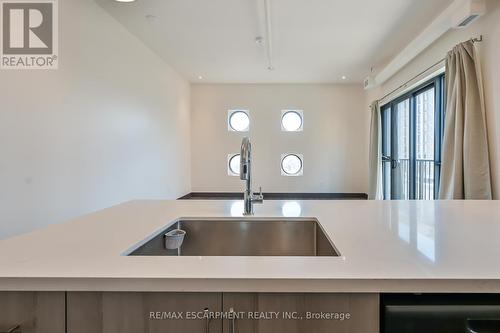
[368,101,383,200]
[439,41,492,199]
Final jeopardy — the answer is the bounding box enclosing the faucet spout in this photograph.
[240,137,263,215]
[240,137,251,181]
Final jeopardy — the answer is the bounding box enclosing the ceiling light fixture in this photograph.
[198,75,203,80]
[341,75,347,80]
[262,0,274,71]
[115,0,136,2]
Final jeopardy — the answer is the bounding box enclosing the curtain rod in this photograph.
[370,35,483,108]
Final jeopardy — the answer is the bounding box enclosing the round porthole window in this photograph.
[229,111,250,132]
[281,111,303,131]
[228,154,241,175]
[281,154,303,176]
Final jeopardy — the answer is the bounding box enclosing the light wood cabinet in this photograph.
[66,292,223,333]
[223,293,379,333]
[0,292,65,333]
[67,292,378,333]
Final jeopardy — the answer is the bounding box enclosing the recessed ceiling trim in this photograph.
[375,0,484,86]
[95,0,456,84]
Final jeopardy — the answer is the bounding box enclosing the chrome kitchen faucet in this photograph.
[240,137,263,215]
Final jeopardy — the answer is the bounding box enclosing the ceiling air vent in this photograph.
[458,14,480,27]
[452,0,485,28]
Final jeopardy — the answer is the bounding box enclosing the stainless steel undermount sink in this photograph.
[127,218,340,257]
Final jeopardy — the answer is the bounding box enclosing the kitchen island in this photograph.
[1,199,499,292]
[1,200,500,332]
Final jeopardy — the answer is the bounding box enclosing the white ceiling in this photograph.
[96,0,454,83]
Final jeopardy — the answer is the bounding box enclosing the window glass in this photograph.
[228,154,241,175]
[395,99,410,200]
[381,107,392,200]
[415,87,435,200]
[281,111,303,131]
[281,154,303,176]
[228,111,249,132]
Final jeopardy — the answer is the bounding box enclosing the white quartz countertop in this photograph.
[1,200,500,292]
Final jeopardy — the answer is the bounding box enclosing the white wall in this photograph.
[191,84,368,193]
[365,0,500,198]
[0,0,191,239]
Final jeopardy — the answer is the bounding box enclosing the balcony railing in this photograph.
[392,159,436,200]
[416,159,435,200]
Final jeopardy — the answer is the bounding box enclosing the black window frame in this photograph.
[381,73,445,200]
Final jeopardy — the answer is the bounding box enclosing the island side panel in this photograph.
[66,292,223,333]
[0,291,65,333]
[223,293,379,333]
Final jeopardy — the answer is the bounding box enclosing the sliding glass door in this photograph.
[415,87,437,200]
[381,74,445,200]
[393,99,410,199]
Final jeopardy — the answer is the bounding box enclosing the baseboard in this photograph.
[178,192,368,200]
